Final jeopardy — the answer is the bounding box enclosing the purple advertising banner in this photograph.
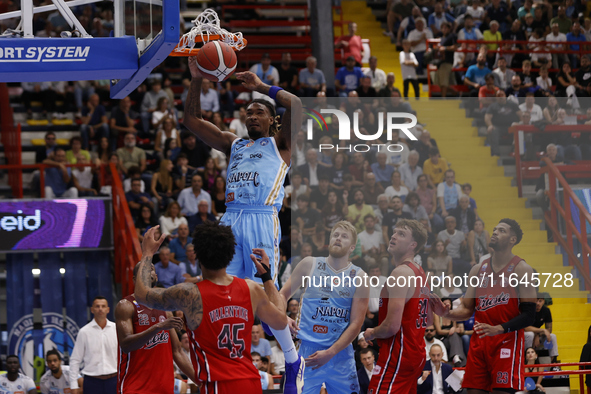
[0,198,112,252]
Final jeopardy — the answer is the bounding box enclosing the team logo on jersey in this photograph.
[507,264,515,273]
[227,171,260,187]
[333,277,339,286]
[312,325,328,334]
[349,269,356,278]
[476,292,511,311]
[159,315,166,322]
[311,306,350,320]
[246,141,255,147]
[8,312,79,379]
[226,193,234,203]
[260,139,269,146]
[250,153,263,159]
[144,330,170,350]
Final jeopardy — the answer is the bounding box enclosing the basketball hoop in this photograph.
[171,8,247,57]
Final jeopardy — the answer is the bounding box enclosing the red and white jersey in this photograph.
[117,295,173,394]
[374,262,430,377]
[186,278,259,384]
[474,255,523,326]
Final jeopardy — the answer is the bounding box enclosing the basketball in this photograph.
[196,41,237,82]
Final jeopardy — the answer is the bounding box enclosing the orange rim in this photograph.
[170,36,247,57]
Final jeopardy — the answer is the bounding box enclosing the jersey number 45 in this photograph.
[217,323,246,358]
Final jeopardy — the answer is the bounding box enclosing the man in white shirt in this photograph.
[546,23,567,69]
[0,355,37,394]
[199,79,220,119]
[417,344,456,394]
[436,169,462,218]
[40,349,82,394]
[399,150,423,191]
[362,56,387,91]
[229,106,248,138]
[424,326,448,362]
[407,18,433,76]
[518,92,544,122]
[357,348,375,394]
[365,263,387,327]
[358,215,385,260]
[492,57,516,90]
[69,296,118,394]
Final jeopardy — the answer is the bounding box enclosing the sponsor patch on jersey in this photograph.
[349,269,356,278]
[260,139,269,146]
[250,152,263,159]
[500,348,511,359]
[159,315,166,322]
[313,325,328,334]
[372,365,382,375]
[333,277,339,286]
[507,264,515,273]
[246,141,255,147]
[226,192,234,203]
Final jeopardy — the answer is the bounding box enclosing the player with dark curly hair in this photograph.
[183,58,305,392]
[430,218,537,394]
[134,224,302,394]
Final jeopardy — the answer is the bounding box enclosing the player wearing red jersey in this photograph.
[115,264,195,394]
[134,224,301,394]
[364,219,430,394]
[430,218,537,394]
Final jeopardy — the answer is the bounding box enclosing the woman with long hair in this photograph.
[198,157,221,193]
[321,190,349,232]
[467,218,490,265]
[94,137,111,167]
[154,117,181,157]
[135,204,158,242]
[151,159,174,211]
[525,347,546,392]
[403,191,429,222]
[433,298,467,367]
[427,240,453,278]
[152,96,177,130]
[210,175,227,217]
[384,170,409,202]
[543,95,561,124]
[158,201,187,239]
[164,137,181,162]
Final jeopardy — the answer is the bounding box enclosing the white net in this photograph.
[175,8,245,53]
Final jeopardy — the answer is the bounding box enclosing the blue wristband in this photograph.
[268,86,283,100]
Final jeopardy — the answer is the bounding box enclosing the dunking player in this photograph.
[115,264,195,394]
[364,219,430,393]
[184,57,304,386]
[256,221,369,394]
[134,224,303,394]
[430,219,537,393]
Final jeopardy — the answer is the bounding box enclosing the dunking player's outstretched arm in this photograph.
[364,264,415,342]
[235,71,302,160]
[307,271,370,370]
[474,260,537,338]
[135,227,204,331]
[430,263,480,321]
[183,58,238,157]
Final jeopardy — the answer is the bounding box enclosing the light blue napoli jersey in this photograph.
[225,137,289,210]
[297,257,361,347]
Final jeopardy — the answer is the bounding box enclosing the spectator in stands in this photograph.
[536,65,553,92]
[151,97,177,132]
[518,0,535,21]
[209,175,226,217]
[357,348,375,394]
[335,56,365,97]
[423,147,449,185]
[21,81,52,118]
[365,172,386,209]
[335,22,364,65]
[556,61,579,99]
[198,157,220,194]
[180,244,202,283]
[363,56,387,91]
[299,56,326,97]
[387,89,415,115]
[397,150,421,192]
[492,57,515,90]
[519,92,544,122]
[479,73,500,110]
[110,97,138,149]
[135,204,157,243]
[433,21,457,98]
[159,201,188,238]
[320,190,347,232]
[385,170,410,202]
[546,23,568,69]
[408,18,432,76]
[416,131,437,167]
[524,348,546,392]
[428,2,456,37]
[424,325,449,362]
[485,0,511,32]
[198,79,220,119]
[117,133,146,176]
[502,20,527,68]
[285,171,309,208]
[358,215,385,259]
[551,5,572,34]
[416,174,442,230]
[122,166,145,194]
[396,5,421,45]
[427,240,453,278]
[178,173,212,217]
[251,325,272,357]
[372,193,390,228]
[65,136,90,165]
[482,21,503,68]
[449,194,476,235]
[150,159,174,212]
[437,169,462,218]
[43,148,78,199]
[80,93,108,150]
[466,0,485,28]
[519,60,538,91]
[461,183,478,214]
[457,15,483,67]
[126,178,154,220]
[140,81,169,134]
[417,344,456,394]
[250,52,279,88]
[379,72,397,97]
[229,106,248,138]
[73,81,95,115]
[298,148,326,189]
[308,174,330,210]
[543,96,561,124]
[485,90,522,156]
[169,223,192,264]
[437,216,469,276]
[529,28,552,68]
[525,294,559,362]
[36,131,57,164]
[505,75,529,102]
[356,76,378,98]
[188,198,217,233]
[292,131,313,168]
[403,191,429,223]
[154,118,180,160]
[72,155,97,197]
[295,194,320,236]
[584,18,591,40]
[400,39,420,99]
[154,247,185,288]
[566,22,586,68]
[346,189,375,233]
[370,152,394,188]
[464,53,492,97]
[69,296,117,393]
[575,55,591,97]
[180,133,211,169]
[278,52,298,94]
[382,196,413,244]
[467,218,490,265]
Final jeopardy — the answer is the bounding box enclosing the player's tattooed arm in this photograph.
[186,57,203,119]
